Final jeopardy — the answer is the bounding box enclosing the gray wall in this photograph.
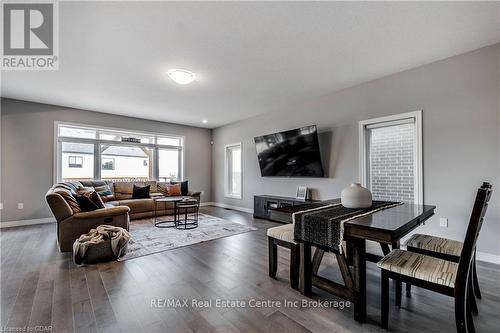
[212,44,500,257]
[0,99,212,222]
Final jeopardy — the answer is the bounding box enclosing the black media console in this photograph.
[253,195,318,222]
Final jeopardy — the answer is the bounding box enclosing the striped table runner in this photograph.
[293,201,402,253]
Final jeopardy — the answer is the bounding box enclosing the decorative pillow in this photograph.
[132,185,150,199]
[166,184,182,196]
[157,183,169,196]
[144,181,158,193]
[74,195,99,212]
[76,191,105,209]
[88,191,105,208]
[94,185,115,202]
[170,180,188,196]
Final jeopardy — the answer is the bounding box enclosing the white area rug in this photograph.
[119,213,256,261]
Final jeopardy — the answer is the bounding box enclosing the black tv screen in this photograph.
[254,125,324,177]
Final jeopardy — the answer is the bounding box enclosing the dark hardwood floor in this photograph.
[1,206,499,332]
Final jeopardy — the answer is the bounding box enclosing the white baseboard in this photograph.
[0,217,55,228]
[476,251,500,265]
[203,202,254,214]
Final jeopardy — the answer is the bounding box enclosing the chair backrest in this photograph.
[455,182,493,293]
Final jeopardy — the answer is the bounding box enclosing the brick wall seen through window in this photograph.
[368,123,415,203]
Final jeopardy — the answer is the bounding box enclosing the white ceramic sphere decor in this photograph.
[341,183,373,208]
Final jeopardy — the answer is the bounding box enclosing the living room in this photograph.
[1,1,499,332]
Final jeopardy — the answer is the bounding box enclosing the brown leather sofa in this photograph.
[46,180,201,252]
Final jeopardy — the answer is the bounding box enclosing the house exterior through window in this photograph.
[55,122,184,183]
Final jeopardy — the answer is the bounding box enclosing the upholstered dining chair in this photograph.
[405,236,481,299]
[403,183,492,314]
[405,236,482,314]
[268,224,300,289]
[377,183,492,332]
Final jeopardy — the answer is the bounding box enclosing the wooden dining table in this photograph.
[269,199,436,323]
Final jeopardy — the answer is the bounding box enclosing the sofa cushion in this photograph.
[80,180,107,188]
[117,198,154,213]
[114,182,145,200]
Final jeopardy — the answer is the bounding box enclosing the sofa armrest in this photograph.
[72,206,130,219]
[188,191,201,197]
[46,191,74,222]
[58,207,130,252]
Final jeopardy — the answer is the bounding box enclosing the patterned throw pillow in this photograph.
[94,185,115,202]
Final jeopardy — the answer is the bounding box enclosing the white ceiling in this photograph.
[2,1,499,128]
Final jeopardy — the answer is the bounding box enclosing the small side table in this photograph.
[175,200,200,230]
[153,197,179,228]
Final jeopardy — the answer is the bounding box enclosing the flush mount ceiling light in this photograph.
[167,69,196,85]
[202,119,208,124]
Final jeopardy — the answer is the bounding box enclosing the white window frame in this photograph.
[224,142,243,199]
[358,110,423,204]
[54,121,185,183]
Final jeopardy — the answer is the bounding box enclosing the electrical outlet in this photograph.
[439,217,448,228]
[0,203,3,210]
[17,203,24,210]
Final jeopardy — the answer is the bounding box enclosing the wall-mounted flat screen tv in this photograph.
[254,125,324,177]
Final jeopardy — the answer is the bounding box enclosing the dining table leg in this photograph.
[299,243,312,296]
[352,237,367,323]
[311,248,325,275]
